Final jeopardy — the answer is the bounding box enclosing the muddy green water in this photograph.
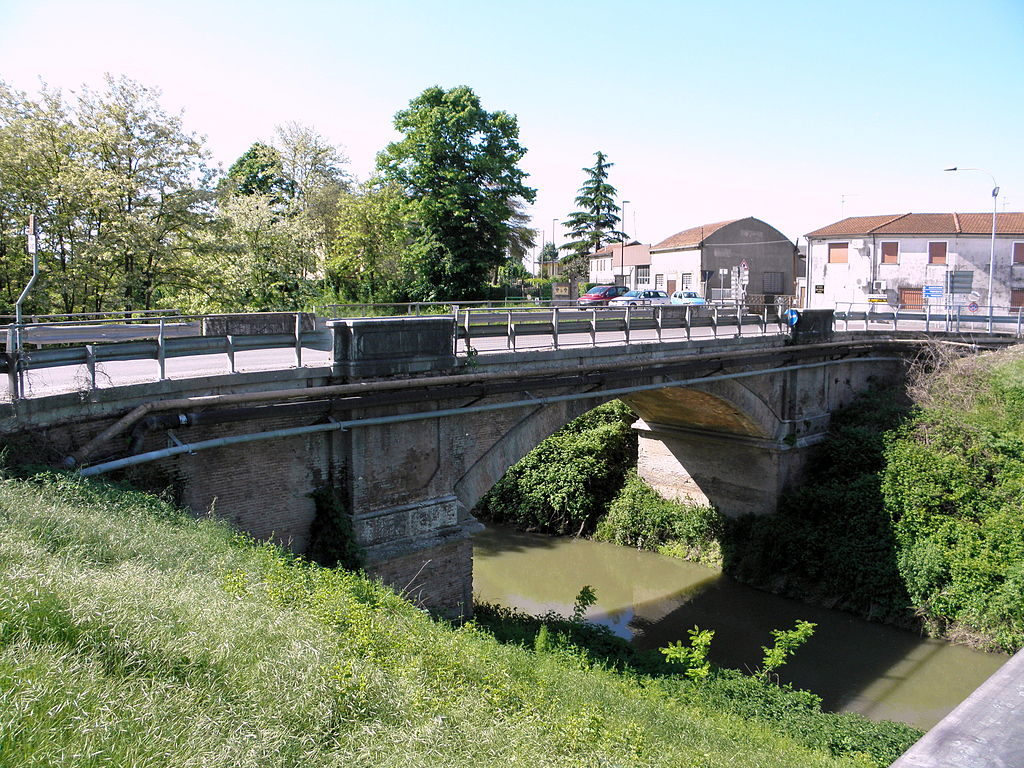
[472,525,1008,731]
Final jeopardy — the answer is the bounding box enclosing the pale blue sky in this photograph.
[1,0,1022,252]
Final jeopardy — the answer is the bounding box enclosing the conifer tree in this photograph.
[560,151,625,277]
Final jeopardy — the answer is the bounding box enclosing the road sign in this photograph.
[784,309,799,327]
[968,301,979,313]
[947,270,974,294]
[868,295,888,303]
[923,285,944,299]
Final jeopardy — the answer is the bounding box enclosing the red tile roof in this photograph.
[806,213,1024,238]
[651,219,741,251]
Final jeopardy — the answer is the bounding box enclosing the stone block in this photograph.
[329,316,456,378]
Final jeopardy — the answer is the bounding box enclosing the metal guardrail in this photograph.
[453,303,789,351]
[3,312,314,399]
[833,303,1024,336]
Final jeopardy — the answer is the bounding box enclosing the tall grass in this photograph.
[0,474,903,767]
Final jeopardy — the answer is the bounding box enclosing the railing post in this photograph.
[226,335,236,373]
[712,305,718,338]
[624,304,632,344]
[157,318,166,380]
[1017,308,1023,338]
[925,304,931,333]
[685,305,692,341]
[655,305,663,341]
[506,310,515,351]
[7,352,19,400]
[590,308,597,346]
[735,305,743,337]
[85,344,96,390]
[294,312,302,368]
[552,307,560,350]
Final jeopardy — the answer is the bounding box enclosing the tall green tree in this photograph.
[376,85,536,300]
[561,151,624,278]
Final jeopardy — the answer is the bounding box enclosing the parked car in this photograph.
[670,290,707,305]
[577,284,631,308]
[609,289,672,306]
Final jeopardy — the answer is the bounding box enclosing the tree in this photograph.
[224,142,292,203]
[0,76,214,314]
[376,85,536,300]
[561,151,624,278]
[329,181,419,304]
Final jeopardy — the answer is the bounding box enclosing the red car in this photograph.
[577,285,631,308]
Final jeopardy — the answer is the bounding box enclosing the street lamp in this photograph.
[620,200,630,288]
[945,166,999,329]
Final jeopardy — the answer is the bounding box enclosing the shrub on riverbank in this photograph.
[0,471,901,768]
[595,470,725,567]
[474,400,637,535]
[882,346,1024,650]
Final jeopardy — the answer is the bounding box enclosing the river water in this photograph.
[472,525,1008,731]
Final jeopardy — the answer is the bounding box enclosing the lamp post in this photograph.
[620,200,630,288]
[551,218,559,278]
[945,166,999,330]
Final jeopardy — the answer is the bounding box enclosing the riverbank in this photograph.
[0,472,918,767]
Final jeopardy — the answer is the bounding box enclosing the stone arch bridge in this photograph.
[0,317,956,615]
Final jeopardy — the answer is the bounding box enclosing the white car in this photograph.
[670,290,707,305]
[609,289,672,306]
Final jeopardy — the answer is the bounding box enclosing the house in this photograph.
[649,217,796,301]
[587,241,651,288]
[805,213,1024,310]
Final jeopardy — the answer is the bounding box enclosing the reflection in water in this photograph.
[473,525,1008,731]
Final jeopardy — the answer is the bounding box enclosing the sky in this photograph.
[1,0,1022,259]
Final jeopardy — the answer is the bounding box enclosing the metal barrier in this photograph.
[833,303,1024,336]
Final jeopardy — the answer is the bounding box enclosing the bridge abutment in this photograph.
[635,420,818,516]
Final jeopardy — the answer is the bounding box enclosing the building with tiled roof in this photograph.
[646,217,797,301]
[805,213,1024,311]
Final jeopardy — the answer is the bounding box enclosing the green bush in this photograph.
[595,470,724,566]
[474,400,637,535]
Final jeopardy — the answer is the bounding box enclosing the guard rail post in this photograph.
[685,306,692,341]
[226,335,236,373]
[85,344,96,390]
[157,318,166,380]
[294,312,302,368]
[711,305,719,338]
[506,310,515,351]
[590,308,597,346]
[552,307,560,350]
[1017,308,1022,338]
[655,305,663,342]
[735,306,743,337]
[624,304,632,344]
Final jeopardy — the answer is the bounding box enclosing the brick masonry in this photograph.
[365,538,474,618]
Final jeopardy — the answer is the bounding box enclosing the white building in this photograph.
[587,241,651,288]
[805,213,1024,311]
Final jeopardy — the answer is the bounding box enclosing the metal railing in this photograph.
[452,302,790,352]
[833,302,1024,336]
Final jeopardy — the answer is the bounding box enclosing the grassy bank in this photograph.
[0,473,919,767]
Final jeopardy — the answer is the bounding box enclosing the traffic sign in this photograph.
[784,309,799,327]
[923,285,944,299]
[968,301,979,313]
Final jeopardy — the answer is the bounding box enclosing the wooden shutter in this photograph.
[828,243,848,263]
[1014,243,1024,264]
[928,242,947,264]
[881,242,899,264]
[1012,288,1024,309]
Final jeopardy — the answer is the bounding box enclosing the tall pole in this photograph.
[551,218,559,278]
[620,200,630,288]
[944,167,998,331]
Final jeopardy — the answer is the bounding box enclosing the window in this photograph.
[1013,243,1024,264]
[655,273,664,288]
[928,242,947,265]
[1013,289,1024,310]
[881,242,899,264]
[681,273,693,288]
[828,243,848,263]
[636,265,650,283]
[762,271,784,293]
